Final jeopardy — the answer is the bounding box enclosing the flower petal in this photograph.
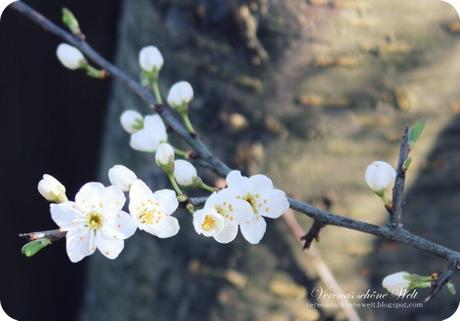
[129,179,154,213]
[75,182,105,211]
[66,228,95,263]
[249,174,274,195]
[103,185,126,212]
[101,211,136,240]
[240,215,267,244]
[153,189,178,215]
[130,129,160,152]
[261,189,289,219]
[95,232,125,260]
[144,115,167,139]
[50,202,82,230]
[143,216,180,238]
[226,170,250,191]
[214,223,238,244]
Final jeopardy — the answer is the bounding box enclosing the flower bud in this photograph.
[382,272,411,294]
[108,165,137,192]
[62,8,82,36]
[120,110,143,134]
[139,46,164,72]
[155,143,175,173]
[56,43,85,70]
[173,160,198,186]
[364,161,396,193]
[38,174,67,203]
[167,81,194,111]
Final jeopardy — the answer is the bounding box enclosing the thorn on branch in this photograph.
[425,261,457,302]
[301,221,326,249]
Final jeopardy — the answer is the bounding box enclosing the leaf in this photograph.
[21,239,51,257]
[408,119,426,147]
[403,157,412,171]
[447,282,456,296]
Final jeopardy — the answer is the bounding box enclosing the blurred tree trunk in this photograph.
[80,1,319,321]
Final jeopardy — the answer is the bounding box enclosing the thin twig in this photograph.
[19,229,66,242]
[425,261,458,302]
[11,1,460,298]
[301,220,326,250]
[390,127,410,228]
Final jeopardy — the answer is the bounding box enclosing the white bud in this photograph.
[364,161,396,193]
[173,160,197,186]
[167,81,194,108]
[38,174,67,203]
[120,110,143,134]
[155,143,175,167]
[139,46,164,72]
[382,272,411,294]
[108,165,137,192]
[56,43,85,70]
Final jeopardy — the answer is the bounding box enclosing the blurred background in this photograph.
[1,0,460,320]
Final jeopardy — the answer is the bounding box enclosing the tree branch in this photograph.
[390,127,410,228]
[19,229,66,242]
[11,1,460,300]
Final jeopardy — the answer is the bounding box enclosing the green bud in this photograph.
[62,8,82,36]
[448,282,456,295]
[21,239,51,257]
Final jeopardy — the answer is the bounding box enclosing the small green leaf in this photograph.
[403,157,412,171]
[21,239,51,257]
[408,119,426,147]
[447,282,456,295]
[62,8,81,36]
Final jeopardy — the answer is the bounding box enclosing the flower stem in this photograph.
[180,112,196,135]
[152,81,163,104]
[173,147,190,159]
[168,173,184,197]
[200,182,217,193]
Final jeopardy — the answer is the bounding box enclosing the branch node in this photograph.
[301,221,326,249]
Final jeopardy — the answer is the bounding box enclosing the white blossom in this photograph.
[155,143,175,167]
[167,81,194,108]
[382,272,411,294]
[108,165,137,192]
[130,114,167,152]
[365,161,396,193]
[139,46,164,72]
[225,170,290,244]
[56,43,85,70]
[193,189,253,243]
[50,182,137,263]
[173,160,197,186]
[129,180,180,238]
[120,110,143,134]
[38,174,67,203]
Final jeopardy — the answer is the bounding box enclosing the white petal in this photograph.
[95,232,124,260]
[101,211,136,240]
[153,189,178,215]
[226,170,249,188]
[130,129,160,152]
[240,216,267,244]
[103,185,126,211]
[143,115,167,137]
[50,202,82,230]
[75,182,105,211]
[214,223,238,244]
[129,179,154,213]
[228,198,254,224]
[261,189,289,219]
[192,209,207,234]
[249,174,274,195]
[143,216,180,238]
[66,228,95,263]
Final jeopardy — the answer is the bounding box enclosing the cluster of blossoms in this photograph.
[52,39,442,297]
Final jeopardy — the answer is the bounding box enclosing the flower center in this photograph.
[86,211,103,230]
[137,200,163,225]
[201,215,216,231]
[243,193,260,214]
[214,202,235,222]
